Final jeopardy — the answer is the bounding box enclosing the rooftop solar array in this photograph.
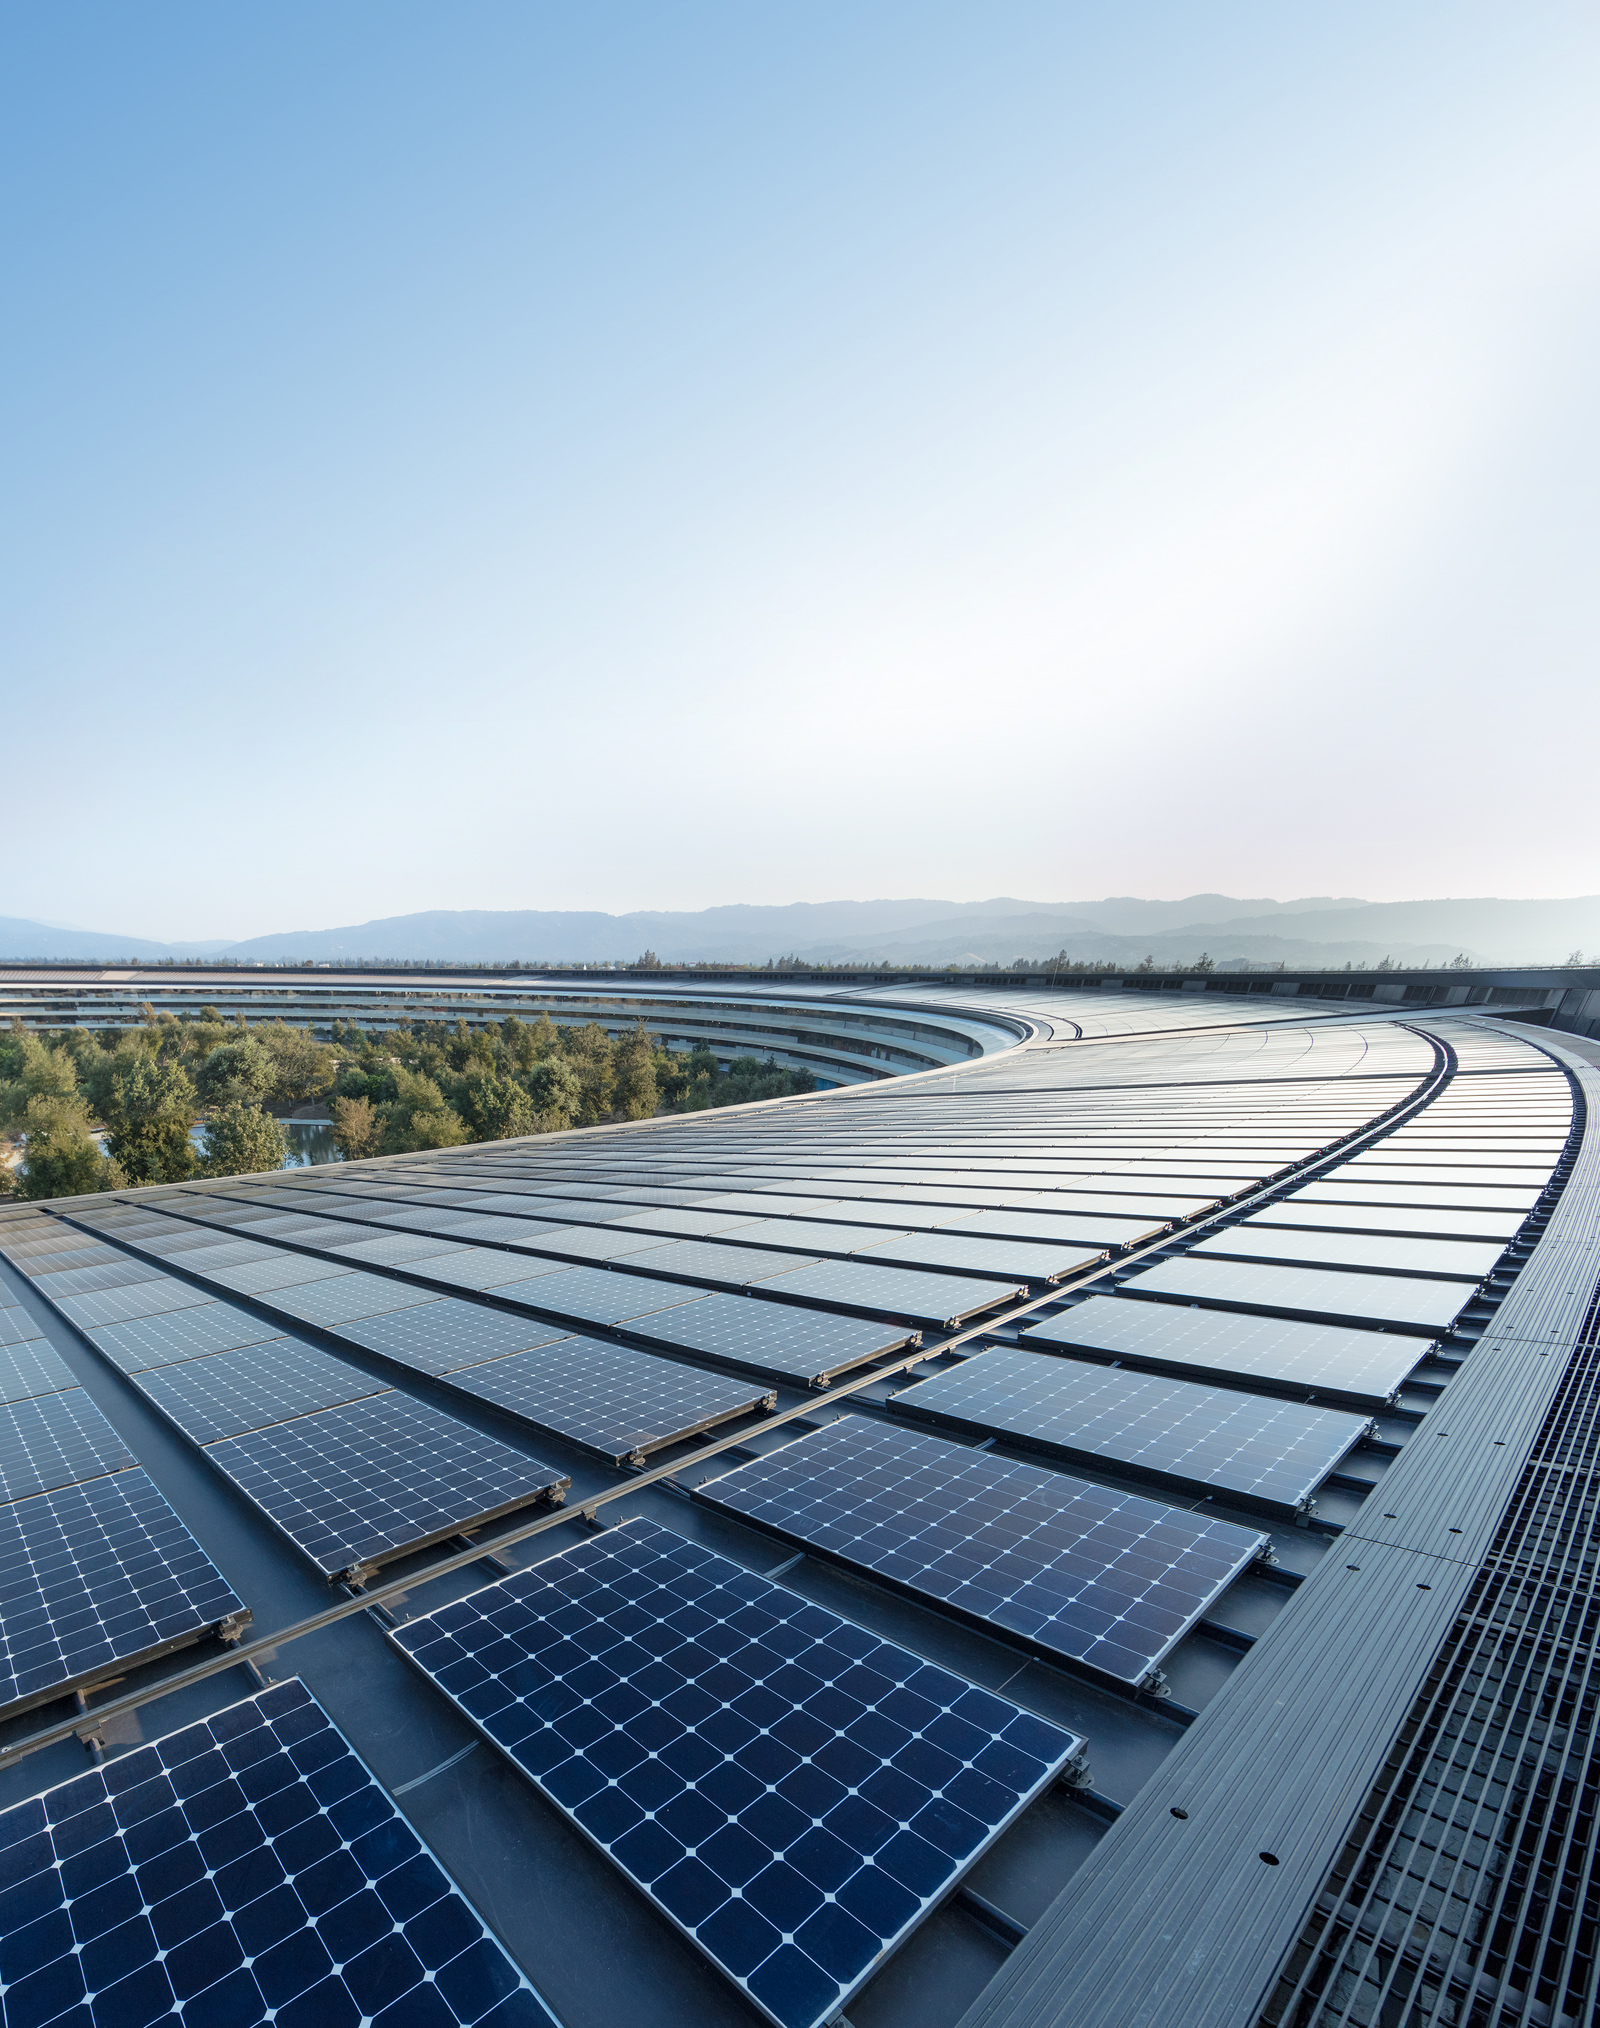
[0,1388,136,1505]
[1187,1224,1503,1282]
[0,999,1571,2028]
[128,1337,391,1445]
[695,1417,1266,1684]
[1023,1295,1421,1406]
[393,1517,1083,2028]
[1120,1257,1477,1334]
[205,1392,570,1577]
[438,1334,773,1464]
[893,1346,1369,1515]
[0,1469,246,1715]
[84,1302,287,1373]
[0,1337,80,1405]
[0,1677,555,2026]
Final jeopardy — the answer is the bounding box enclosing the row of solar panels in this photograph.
[0,1015,1558,2028]
[0,1218,1110,2028]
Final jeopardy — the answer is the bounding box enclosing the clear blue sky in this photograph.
[5,4,1597,939]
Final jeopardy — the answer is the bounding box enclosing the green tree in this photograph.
[0,1034,81,1131]
[196,1036,276,1109]
[330,1094,382,1161]
[460,1072,536,1142]
[252,1021,337,1104]
[14,1094,119,1198]
[525,1059,582,1132]
[97,1056,200,1183]
[378,1067,470,1154]
[612,1023,658,1121]
[198,1103,287,1178]
[563,1023,616,1124]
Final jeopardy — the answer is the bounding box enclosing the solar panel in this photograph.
[1189,1226,1502,1282]
[392,1517,1082,2028]
[0,1677,556,2024]
[622,1293,914,1385]
[491,1265,710,1331]
[0,1468,246,1715]
[937,1209,1170,1248]
[502,1225,670,1263]
[1255,1199,1523,1243]
[254,1274,441,1328]
[441,1335,773,1464]
[33,1260,167,1296]
[326,1233,477,1268]
[0,1339,80,1406]
[695,1418,1266,1686]
[85,1304,288,1374]
[758,1261,1020,1330]
[0,1390,137,1505]
[617,1240,825,1288]
[854,1233,1103,1284]
[131,1340,393,1446]
[1121,1257,1473,1334]
[1022,1296,1421,1407]
[204,1254,355,1293]
[893,1347,1369,1516]
[52,1281,215,1330]
[204,1393,571,1577]
[406,1249,575,1292]
[332,1301,573,1376]
[0,1303,45,1350]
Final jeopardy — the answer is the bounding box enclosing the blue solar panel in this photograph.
[0,1469,245,1715]
[0,1339,79,1406]
[85,1305,287,1374]
[0,1678,555,2025]
[0,1304,45,1351]
[0,1390,136,1505]
[130,1340,392,1446]
[392,1518,1082,2028]
[892,1347,1370,1515]
[622,1293,914,1385]
[204,1394,571,1577]
[439,1334,772,1464]
[695,1417,1266,1686]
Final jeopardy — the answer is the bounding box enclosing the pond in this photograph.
[281,1120,342,1166]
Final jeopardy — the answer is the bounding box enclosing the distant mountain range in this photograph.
[2,894,1597,969]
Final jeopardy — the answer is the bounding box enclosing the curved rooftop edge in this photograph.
[0,984,1597,2028]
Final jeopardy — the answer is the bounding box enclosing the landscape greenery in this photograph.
[0,1009,815,1198]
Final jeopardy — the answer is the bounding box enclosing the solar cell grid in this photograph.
[1122,1257,1472,1334]
[1190,1225,1502,1281]
[1257,1199,1522,1243]
[53,1281,216,1330]
[393,1517,1082,2028]
[0,1676,555,2025]
[695,1419,1265,1685]
[1022,1297,1421,1406]
[203,1254,354,1293]
[0,1339,80,1405]
[854,1232,1103,1284]
[0,1389,136,1505]
[623,1294,913,1385]
[893,1347,1369,1515]
[86,1304,287,1374]
[442,1334,773,1463]
[205,1392,571,1576]
[759,1260,1020,1329]
[132,1339,393,1445]
[34,1259,167,1296]
[0,1303,44,1350]
[255,1274,441,1328]
[0,1468,245,1714]
[618,1239,826,1287]
[488,1265,709,1331]
[332,1301,572,1375]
